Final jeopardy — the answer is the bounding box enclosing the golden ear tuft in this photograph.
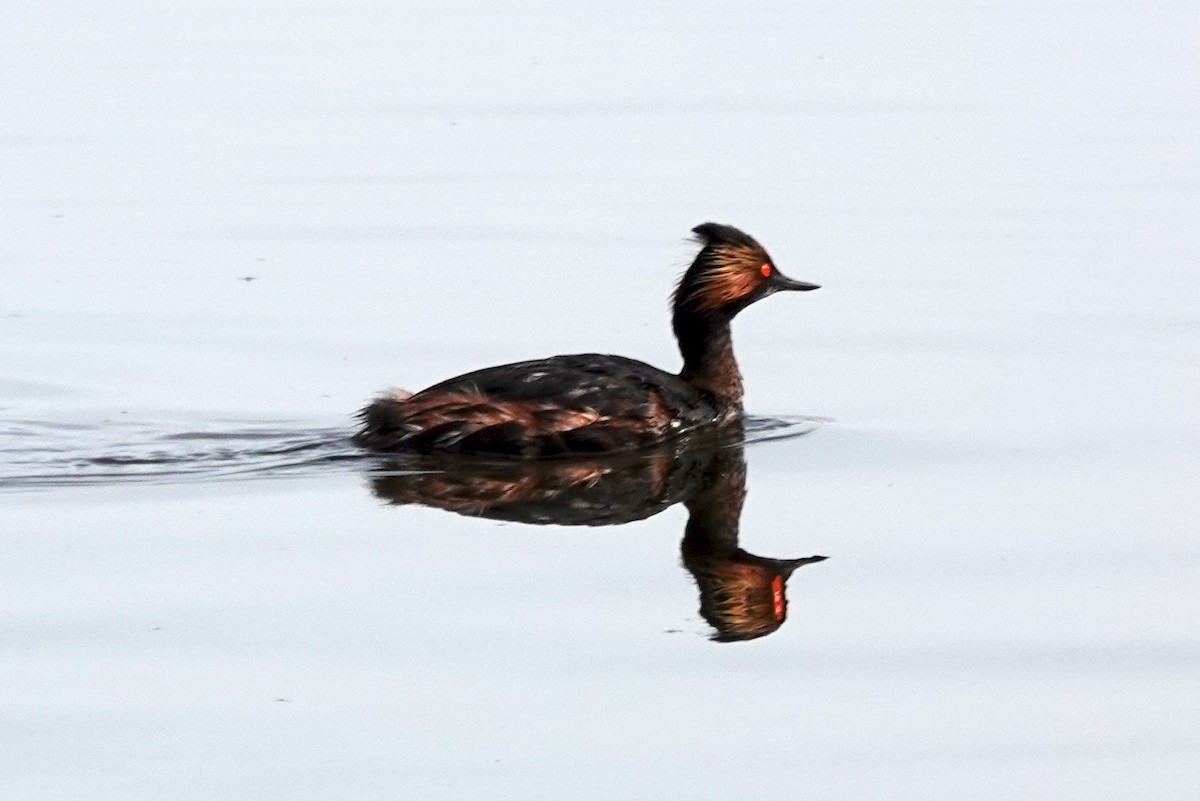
[690,244,770,312]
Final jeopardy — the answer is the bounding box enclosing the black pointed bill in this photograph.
[772,273,821,292]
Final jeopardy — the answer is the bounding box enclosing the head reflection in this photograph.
[369,434,825,642]
[677,450,827,641]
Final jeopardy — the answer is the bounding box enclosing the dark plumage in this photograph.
[355,222,820,457]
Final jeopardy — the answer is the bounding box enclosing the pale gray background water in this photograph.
[3,2,1199,799]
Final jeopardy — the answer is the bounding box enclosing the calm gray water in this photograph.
[3,2,1199,799]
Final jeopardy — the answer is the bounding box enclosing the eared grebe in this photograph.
[355,223,819,456]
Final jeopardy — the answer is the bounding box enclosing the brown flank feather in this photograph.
[357,387,673,455]
[398,391,604,432]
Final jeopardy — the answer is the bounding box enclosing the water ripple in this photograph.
[0,414,823,491]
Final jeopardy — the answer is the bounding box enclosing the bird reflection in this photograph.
[369,431,825,642]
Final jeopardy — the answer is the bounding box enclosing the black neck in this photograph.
[673,309,744,414]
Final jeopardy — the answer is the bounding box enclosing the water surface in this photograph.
[3,2,1199,799]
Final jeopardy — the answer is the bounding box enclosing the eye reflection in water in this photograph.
[367,428,826,642]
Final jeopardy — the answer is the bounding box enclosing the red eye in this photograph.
[760,263,772,277]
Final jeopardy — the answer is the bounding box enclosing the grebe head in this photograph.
[673,222,819,320]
